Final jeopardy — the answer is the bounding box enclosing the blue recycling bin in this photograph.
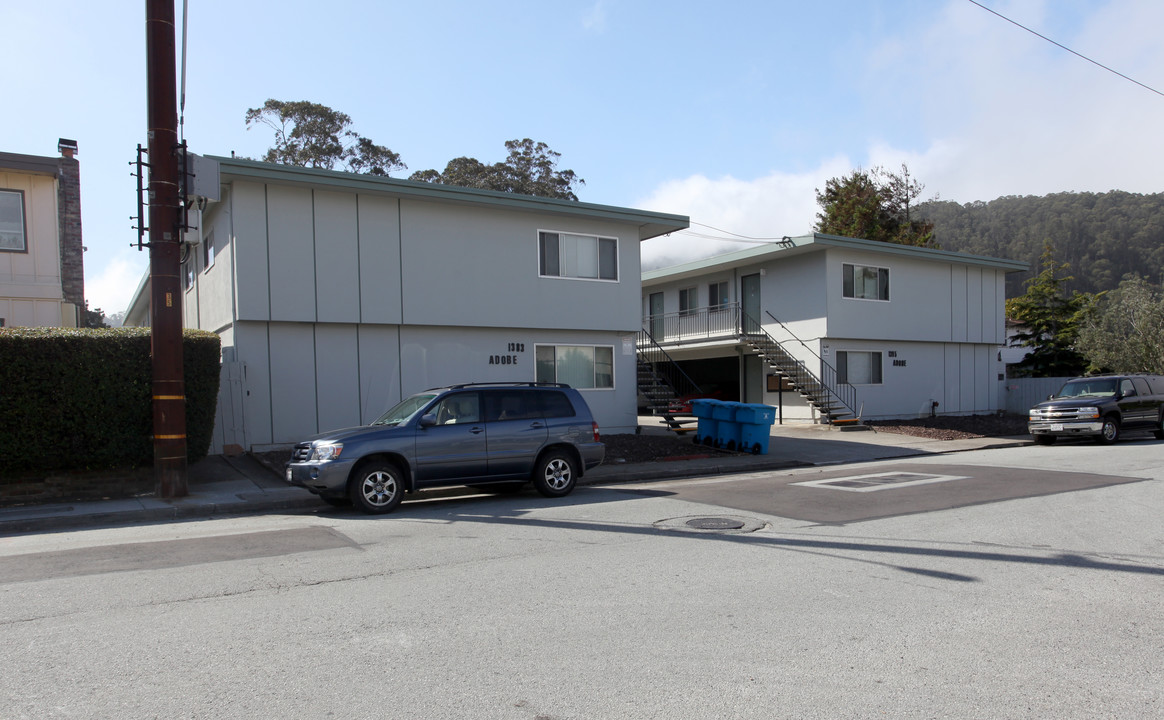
[712,401,743,450]
[691,398,720,447]
[736,403,777,455]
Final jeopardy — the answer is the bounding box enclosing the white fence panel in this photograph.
[1001,377,1072,415]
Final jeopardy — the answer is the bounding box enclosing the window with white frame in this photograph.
[843,263,889,301]
[539,231,618,281]
[709,281,729,310]
[678,287,697,316]
[0,189,27,252]
[535,345,614,389]
[836,351,883,385]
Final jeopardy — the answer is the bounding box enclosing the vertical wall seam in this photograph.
[397,198,404,397]
[950,265,955,343]
[265,321,274,445]
[265,184,272,322]
[356,193,363,325]
[229,186,238,325]
[226,186,243,449]
[264,185,274,444]
[313,323,320,433]
[397,197,404,325]
[356,194,363,422]
[312,188,320,432]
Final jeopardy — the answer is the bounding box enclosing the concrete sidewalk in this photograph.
[0,424,1030,536]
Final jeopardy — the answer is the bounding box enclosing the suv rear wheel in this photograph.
[351,460,405,514]
[533,451,577,498]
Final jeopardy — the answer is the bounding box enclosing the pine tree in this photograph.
[1005,241,1097,377]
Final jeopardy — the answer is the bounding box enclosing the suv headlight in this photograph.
[1077,407,1100,419]
[310,442,344,462]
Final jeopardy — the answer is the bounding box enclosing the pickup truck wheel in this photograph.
[1155,416,1164,440]
[1033,435,1056,446]
[1095,416,1121,445]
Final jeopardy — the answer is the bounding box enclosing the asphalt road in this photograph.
[1,441,1161,719]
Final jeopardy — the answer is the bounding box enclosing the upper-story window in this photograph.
[203,231,216,270]
[0,189,27,252]
[539,231,618,281]
[709,281,729,309]
[679,287,697,316]
[843,263,889,301]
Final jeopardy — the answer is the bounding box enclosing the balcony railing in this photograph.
[644,302,742,345]
[640,303,859,422]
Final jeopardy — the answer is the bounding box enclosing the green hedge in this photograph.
[0,327,221,475]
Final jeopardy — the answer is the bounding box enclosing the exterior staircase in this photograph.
[742,313,859,425]
[635,308,859,429]
[636,331,701,436]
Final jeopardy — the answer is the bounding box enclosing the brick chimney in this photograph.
[56,138,85,315]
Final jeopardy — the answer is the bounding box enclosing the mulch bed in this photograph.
[864,414,1029,440]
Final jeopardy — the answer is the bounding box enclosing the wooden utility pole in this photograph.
[146,0,187,497]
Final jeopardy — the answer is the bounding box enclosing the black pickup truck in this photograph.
[1028,374,1164,445]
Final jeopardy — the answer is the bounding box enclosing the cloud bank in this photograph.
[638,0,1164,271]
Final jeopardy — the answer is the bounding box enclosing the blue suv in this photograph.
[285,383,605,513]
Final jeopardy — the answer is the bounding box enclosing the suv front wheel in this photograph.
[1095,415,1121,445]
[351,460,405,514]
[533,451,577,498]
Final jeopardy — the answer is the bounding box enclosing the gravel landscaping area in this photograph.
[864,413,1029,440]
[602,433,741,465]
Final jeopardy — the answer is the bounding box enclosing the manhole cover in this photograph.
[686,517,746,530]
[654,515,767,534]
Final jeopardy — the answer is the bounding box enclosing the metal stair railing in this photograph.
[744,311,866,423]
[637,329,703,415]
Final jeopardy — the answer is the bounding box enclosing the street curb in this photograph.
[0,496,326,537]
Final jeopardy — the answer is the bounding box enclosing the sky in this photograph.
[5,0,1163,318]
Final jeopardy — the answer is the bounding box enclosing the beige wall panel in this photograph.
[314,191,360,323]
[314,324,362,432]
[267,186,316,322]
[230,182,271,321]
[357,195,402,325]
[399,199,641,332]
[357,325,402,422]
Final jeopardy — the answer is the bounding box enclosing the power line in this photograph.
[966,0,1164,99]
[676,226,797,246]
[688,221,790,241]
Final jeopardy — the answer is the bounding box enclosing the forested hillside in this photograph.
[918,191,1164,298]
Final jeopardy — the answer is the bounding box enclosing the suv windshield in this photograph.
[1055,379,1117,398]
[372,394,437,426]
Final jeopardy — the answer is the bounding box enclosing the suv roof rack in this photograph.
[443,382,572,390]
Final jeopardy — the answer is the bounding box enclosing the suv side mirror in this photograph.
[419,413,437,428]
